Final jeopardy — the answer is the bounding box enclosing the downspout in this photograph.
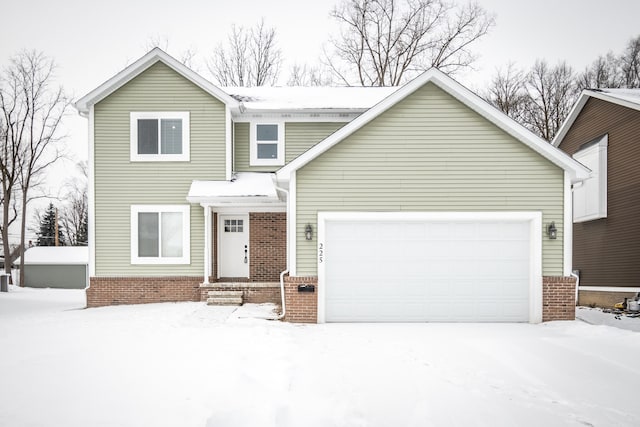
[571,271,580,305]
[275,183,289,320]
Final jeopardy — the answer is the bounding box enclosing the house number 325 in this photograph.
[318,243,324,263]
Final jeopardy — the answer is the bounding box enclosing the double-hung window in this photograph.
[130,112,190,161]
[131,205,190,264]
[250,122,284,166]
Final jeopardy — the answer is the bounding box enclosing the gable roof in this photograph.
[276,68,590,183]
[75,48,239,115]
[552,88,640,147]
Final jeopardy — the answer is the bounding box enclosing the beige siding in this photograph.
[234,122,344,172]
[296,83,564,276]
[94,62,226,276]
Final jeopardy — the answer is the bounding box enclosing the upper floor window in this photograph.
[573,134,607,222]
[130,112,190,161]
[250,122,284,166]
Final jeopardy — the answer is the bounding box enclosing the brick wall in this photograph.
[249,212,286,282]
[87,277,202,307]
[542,276,577,321]
[284,275,318,323]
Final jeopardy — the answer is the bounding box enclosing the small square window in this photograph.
[250,122,284,166]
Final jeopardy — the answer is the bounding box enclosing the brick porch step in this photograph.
[207,290,243,306]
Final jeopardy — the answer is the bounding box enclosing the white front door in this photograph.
[219,214,249,278]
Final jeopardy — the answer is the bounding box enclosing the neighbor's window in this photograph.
[250,122,284,166]
[131,205,190,264]
[573,134,607,222]
[130,112,190,161]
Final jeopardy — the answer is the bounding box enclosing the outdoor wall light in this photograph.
[547,222,557,240]
[305,224,313,241]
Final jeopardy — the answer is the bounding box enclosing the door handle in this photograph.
[244,245,248,263]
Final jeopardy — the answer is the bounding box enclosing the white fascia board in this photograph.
[277,68,590,183]
[552,91,591,147]
[75,48,239,114]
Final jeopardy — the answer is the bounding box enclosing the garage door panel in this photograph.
[322,215,535,322]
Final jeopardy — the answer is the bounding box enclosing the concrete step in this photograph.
[208,290,243,298]
[207,297,243,306]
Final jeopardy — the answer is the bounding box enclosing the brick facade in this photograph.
[282,275,577,323]
[542,276,577,321]
[87,277,202,307]
[248,212,286,282]
[283,275,318,323]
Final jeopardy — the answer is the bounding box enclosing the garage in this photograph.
[318,212,542,323]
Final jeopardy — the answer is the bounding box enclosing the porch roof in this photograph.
[186,172,282,205]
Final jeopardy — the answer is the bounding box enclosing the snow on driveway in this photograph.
[1,287,639,427]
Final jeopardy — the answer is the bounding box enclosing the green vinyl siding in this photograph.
[94,61,226,276]
[234,122,345,172]
[296,82,564,276]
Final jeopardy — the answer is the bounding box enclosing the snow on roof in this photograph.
[223,86,398,111]
[19,246,89,265]
[593,88,640,107]
[187,172,282,205]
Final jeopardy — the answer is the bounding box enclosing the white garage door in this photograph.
[318,212,541,323]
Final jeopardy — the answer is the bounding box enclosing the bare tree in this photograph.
[60,162,88,246]
[523,60,578,141]
[620,34,640,88]
[485,62,527,123]
[143,35,198,69]
[326,0,494,86]
[208,19,282,86]
[0,51,69,284]
[576,52,622,90]
[287,63,336,86]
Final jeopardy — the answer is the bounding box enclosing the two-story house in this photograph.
[76,48,589,323]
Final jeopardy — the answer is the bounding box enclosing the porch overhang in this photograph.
[186,172,284,206]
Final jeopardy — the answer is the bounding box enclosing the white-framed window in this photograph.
[130,112,190,161]
[131,205,190,264]
[573,134,607,222]
[250,122,284,166]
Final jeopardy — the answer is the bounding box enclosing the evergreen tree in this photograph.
[36,203,65,246]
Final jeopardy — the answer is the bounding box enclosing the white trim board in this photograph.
[316,211,543,324]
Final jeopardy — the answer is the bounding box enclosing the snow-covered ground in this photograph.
[1,287,639,427]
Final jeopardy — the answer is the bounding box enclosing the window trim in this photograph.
[130,112,190,162]
[250,121,285,166]
[131,205,190,264]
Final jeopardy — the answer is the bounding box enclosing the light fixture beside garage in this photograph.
[547,222,557,239]
[305,224,313,241]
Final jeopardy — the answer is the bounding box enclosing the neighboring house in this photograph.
[75,48,589,323]
[553,88,640,307]
[18,246,89,289]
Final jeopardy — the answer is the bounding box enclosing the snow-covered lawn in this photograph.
[1,287,639,427]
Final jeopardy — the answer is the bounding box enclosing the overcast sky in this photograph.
[1,0,640,237]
